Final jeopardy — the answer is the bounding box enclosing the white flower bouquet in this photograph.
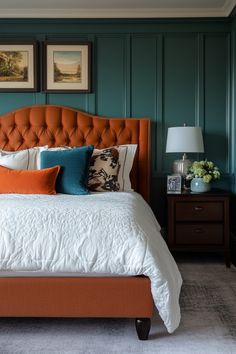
[186,160,221,183]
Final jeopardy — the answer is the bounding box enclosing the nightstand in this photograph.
[167,190,230,267]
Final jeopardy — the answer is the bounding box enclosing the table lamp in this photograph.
[166,125,204,175]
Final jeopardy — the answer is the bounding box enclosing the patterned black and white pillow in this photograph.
[88,147,120,192]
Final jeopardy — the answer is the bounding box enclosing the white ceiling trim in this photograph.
[222,0,236,15]
[0,2,235,19]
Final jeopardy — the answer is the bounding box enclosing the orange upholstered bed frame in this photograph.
[0,105,153,340]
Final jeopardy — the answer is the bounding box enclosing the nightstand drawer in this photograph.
[167,191,230,266]
[175,202,223,221]
[176,223,223,245]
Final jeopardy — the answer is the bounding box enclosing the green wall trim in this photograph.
[0,18,232,24]
[0,18,231,36]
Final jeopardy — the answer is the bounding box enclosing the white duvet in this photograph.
[0,192,182,333]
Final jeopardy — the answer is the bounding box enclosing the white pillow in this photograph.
[0,147,46,170]
[117,144,137,191]
[44,146,72,151]
[92,144,137,192]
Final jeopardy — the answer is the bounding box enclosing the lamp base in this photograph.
[172,155,191,176]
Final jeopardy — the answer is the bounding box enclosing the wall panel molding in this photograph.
[204,33,230,174]
[231,27,236,189]
[155,34,164,174]
[124,34,131,117]
[226,32,232,175]
[195,33,205,129]
[130,34,158,173]
[162,33,198,174]
[95,34,127,117]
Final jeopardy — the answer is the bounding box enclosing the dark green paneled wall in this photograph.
[0,19,233,225]
[96,36,127,116]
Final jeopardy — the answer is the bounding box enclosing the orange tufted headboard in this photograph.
[0,105,150,202]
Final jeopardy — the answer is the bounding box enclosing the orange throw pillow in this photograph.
[0,165,60,195]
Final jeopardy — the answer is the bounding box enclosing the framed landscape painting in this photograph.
[0,43,37,92]
[43,42,91,92]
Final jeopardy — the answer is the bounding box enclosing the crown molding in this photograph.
[0,3,235,19]
[222,0,236,16]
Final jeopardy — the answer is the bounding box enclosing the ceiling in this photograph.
[0,0,235,18]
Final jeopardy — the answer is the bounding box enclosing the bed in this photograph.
[0,105,182,340]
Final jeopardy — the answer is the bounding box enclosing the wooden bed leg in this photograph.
[135,318,151,340]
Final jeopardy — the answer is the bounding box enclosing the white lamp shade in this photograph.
[166,126,204,153]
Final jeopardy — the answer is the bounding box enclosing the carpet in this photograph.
[0,255,235,354]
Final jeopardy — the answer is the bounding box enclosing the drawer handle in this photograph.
[194,206,203,211]
[194,228,203,234]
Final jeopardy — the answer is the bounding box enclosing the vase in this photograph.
[190,177,211,193]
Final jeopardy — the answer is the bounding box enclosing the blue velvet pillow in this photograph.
[40,145,94,195]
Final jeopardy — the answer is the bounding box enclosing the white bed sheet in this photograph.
[0,191,182,333]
